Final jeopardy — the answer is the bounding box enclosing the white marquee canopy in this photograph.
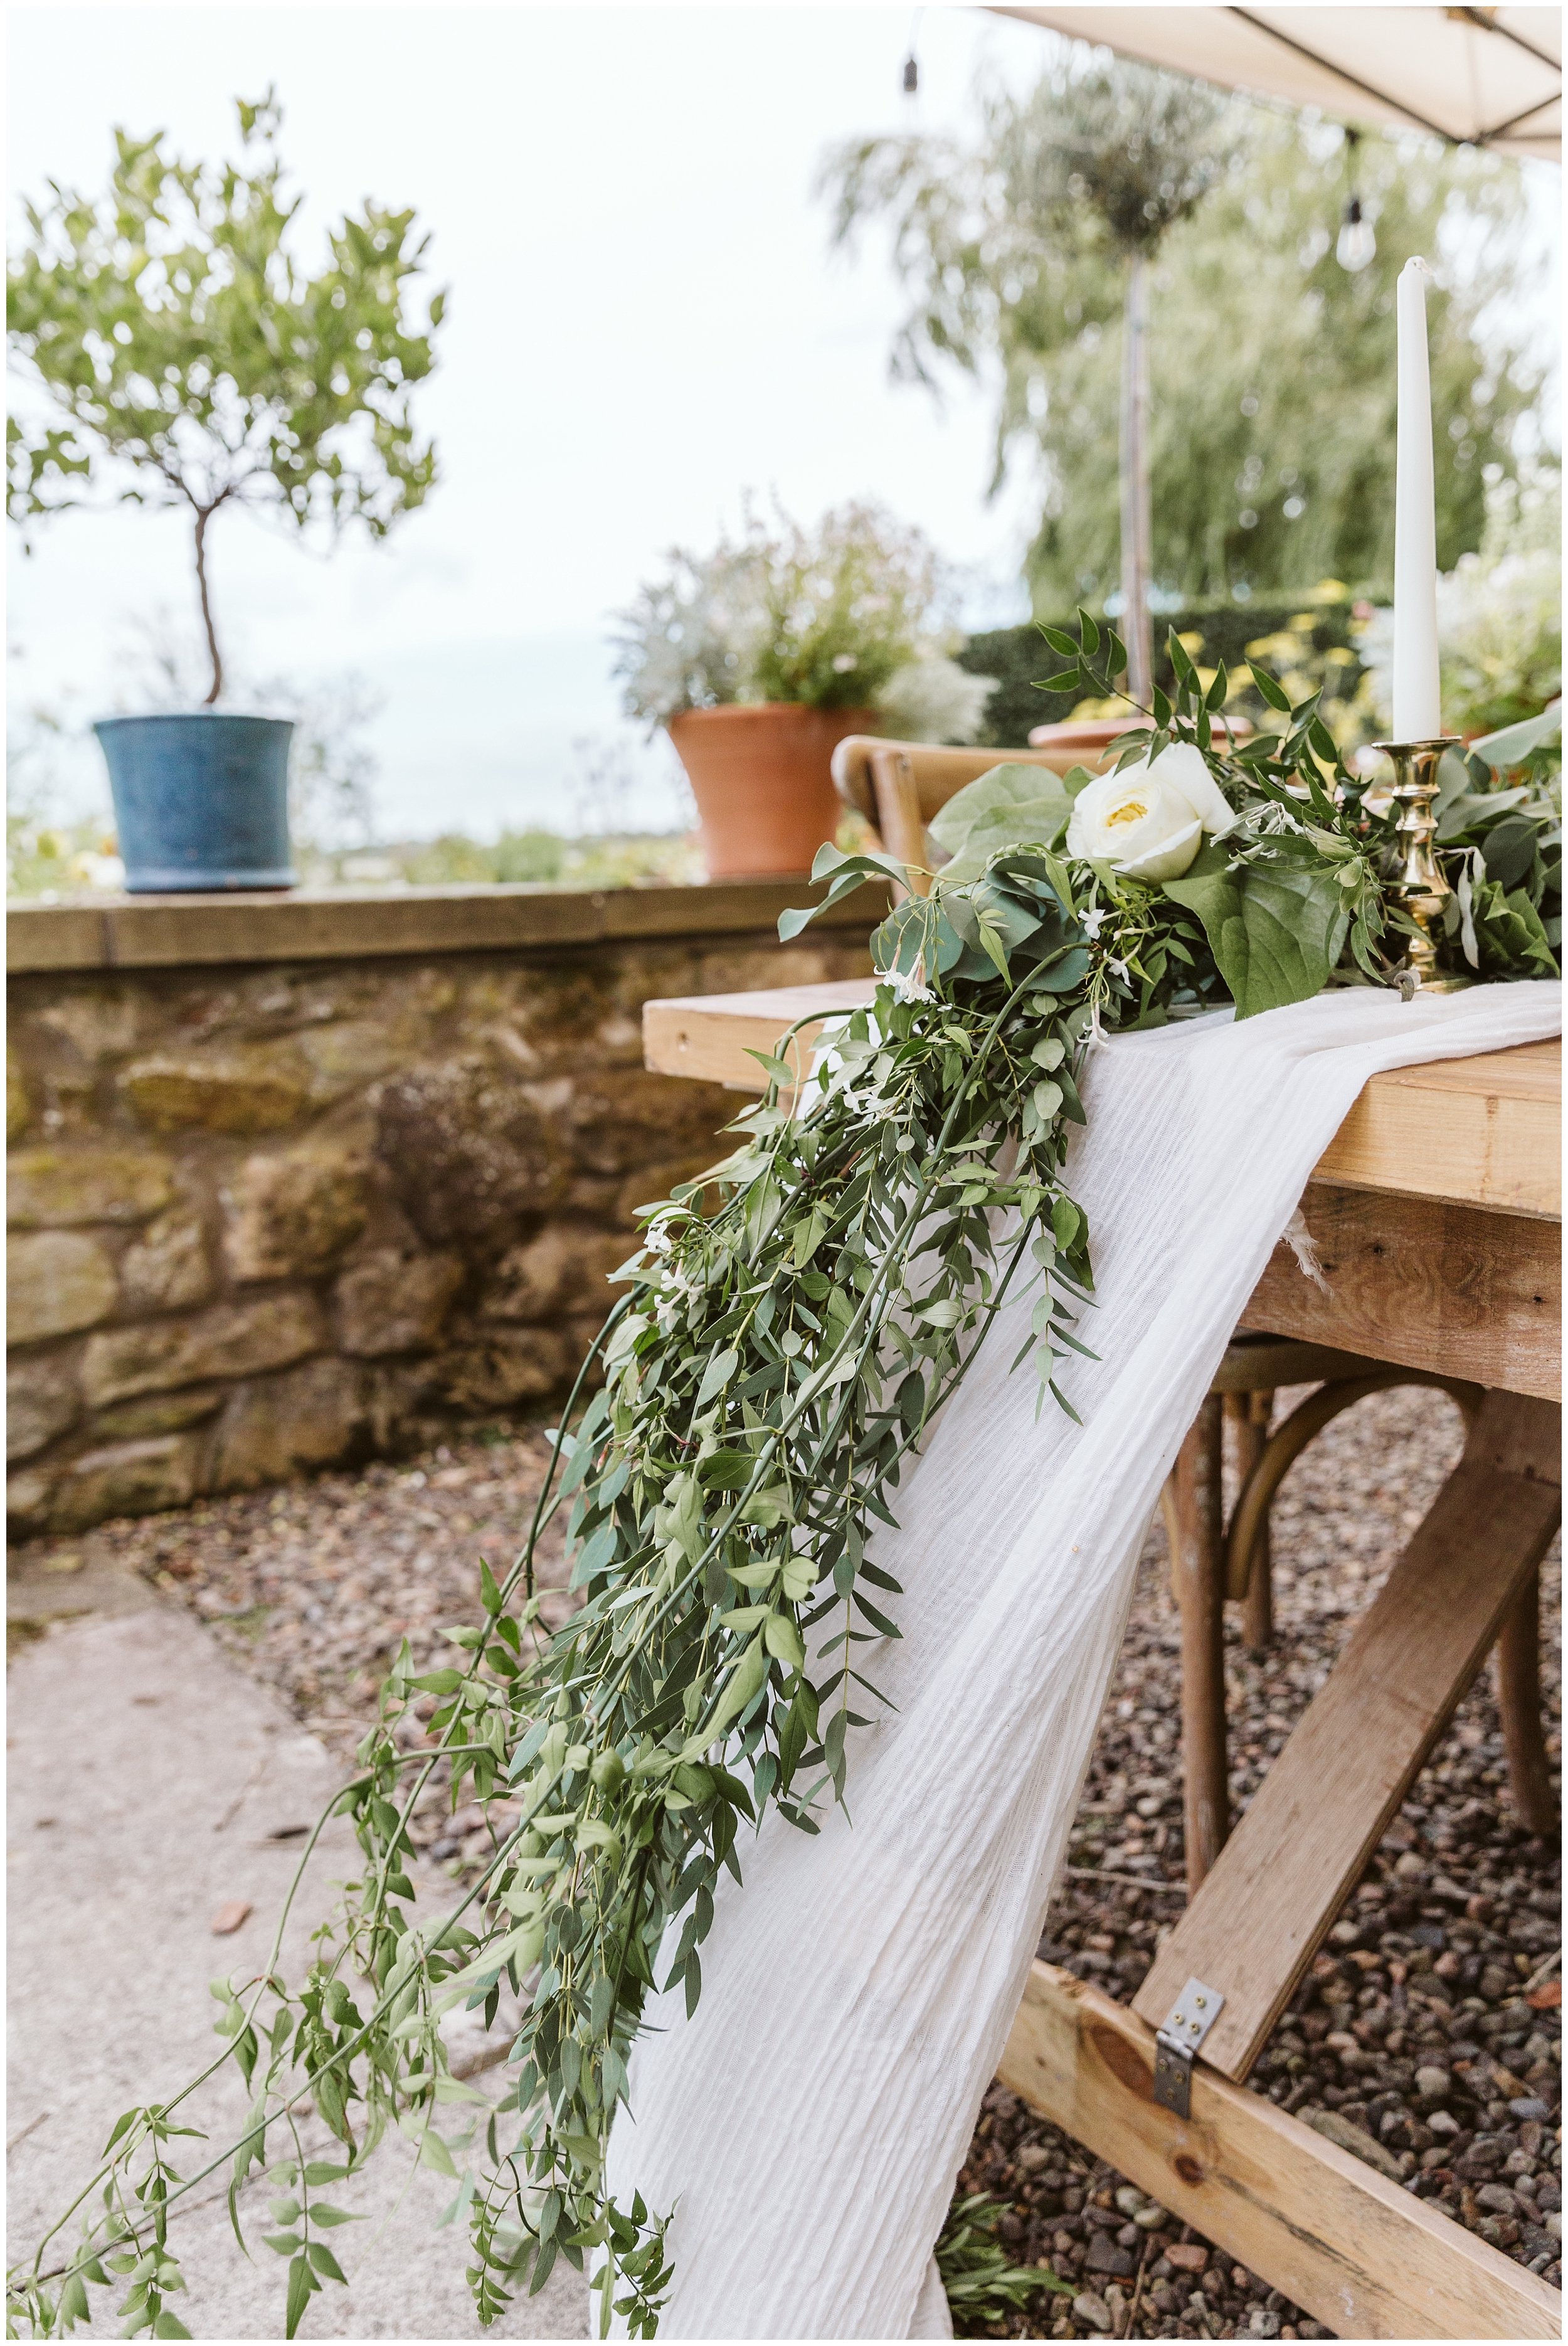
[992,7,1562,161]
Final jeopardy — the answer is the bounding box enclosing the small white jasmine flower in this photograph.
[886,960,935,1004]
[1107,956,1129,982]
[1080,906,1107,940]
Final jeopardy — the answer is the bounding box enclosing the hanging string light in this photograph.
[902,5,922,97]
[1336,129,1377,272]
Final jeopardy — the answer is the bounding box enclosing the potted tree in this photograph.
[615,501,993,879]
[7,91,443,892]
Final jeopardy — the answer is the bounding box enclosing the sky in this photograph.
[6,3,1561,845]
[8,1,1060,840]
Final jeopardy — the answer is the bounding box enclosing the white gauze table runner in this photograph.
[606,980,1562,2341]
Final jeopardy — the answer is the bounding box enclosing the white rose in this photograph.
[1066,742,1237,883]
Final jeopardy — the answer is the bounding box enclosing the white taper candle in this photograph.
[1392,258,1443,740]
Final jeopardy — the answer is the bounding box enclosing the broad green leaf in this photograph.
[927,764,1074,884]
[1469,703,1561,772]
[1165,845,1347,1017]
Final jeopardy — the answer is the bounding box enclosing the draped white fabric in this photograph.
[607,981,1561,2342]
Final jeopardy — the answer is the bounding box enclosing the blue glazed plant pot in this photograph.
[93,713,297,893]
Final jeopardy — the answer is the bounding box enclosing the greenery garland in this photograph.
[11,621,1559,2343]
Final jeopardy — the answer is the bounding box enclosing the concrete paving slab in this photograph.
[8,1595,587,2341]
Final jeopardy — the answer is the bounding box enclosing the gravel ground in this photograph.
[11,1385,1560,2339]
[960,1384,1561,2340]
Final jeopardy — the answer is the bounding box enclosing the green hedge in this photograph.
[956,602,1365,749]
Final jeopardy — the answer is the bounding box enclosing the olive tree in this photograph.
[8,90,443,702]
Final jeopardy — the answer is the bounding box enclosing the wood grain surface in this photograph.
[999,1962,1562,2340]
[642,981,1560,1217]
[1239,1186,1561,1400]
[1313,1036,1559,1217]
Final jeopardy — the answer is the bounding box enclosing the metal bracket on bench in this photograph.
[1152,1975,1226,2120]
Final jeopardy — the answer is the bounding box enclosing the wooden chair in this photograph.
[831,735,1105,894]
[832,721,1251,891]
[832,736,1559,1894]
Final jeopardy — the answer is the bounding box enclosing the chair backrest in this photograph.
[831,735,1108,897]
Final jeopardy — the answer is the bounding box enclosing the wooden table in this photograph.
[644,980,1562,2340]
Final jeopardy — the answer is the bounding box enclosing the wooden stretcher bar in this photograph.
[999,1963,1560,2341]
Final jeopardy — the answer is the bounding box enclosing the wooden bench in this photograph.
[643,981,1562,2339]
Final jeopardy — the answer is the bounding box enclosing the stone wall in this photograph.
[7,881,874,1536]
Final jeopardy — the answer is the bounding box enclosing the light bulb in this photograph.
[1337,198,1376,273]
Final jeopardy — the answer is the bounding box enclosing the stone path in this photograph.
[6,1566,586,2340]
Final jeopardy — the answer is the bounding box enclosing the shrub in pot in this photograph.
[8,92,442,891]
[614,501,996,879]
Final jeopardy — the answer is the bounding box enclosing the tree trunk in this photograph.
[1118,248,1153,707]
[194,507,223,706]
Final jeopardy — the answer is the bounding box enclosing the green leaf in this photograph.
[284,2254,317,2339]
[695,1348,740,1408]
[1468,704,1560,772]
[927,764,1075,884]
[1164,845,1347,1017]
[697,1447,756,1490]
[416,2128,459,2179]
[742,1049,795,1088]
[1249,663,1292,713]
[706,1635,770,1738]
[763,1614,805,1670]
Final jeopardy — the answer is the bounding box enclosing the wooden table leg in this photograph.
[1173,1395,1228,1893]
[1227,1389,1274,1651]
[1136,1393,1562,2079]
[1497,1563,1559,1835]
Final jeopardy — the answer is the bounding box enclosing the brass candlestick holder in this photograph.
[1367,736,1467,992]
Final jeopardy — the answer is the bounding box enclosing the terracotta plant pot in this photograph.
[667,703,877,881]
